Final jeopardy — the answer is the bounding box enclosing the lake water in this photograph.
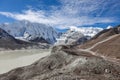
[0,49,50,74]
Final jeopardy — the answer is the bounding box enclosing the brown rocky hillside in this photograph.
[78,25,120,60]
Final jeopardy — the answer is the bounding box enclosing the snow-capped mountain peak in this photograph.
[0,20,58,44]
[106,25,113,29]
[69,26,103,37]
[55,26,103,45]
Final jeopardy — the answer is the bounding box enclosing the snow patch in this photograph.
[107,25,113,29]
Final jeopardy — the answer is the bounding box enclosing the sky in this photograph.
[0,0,120,29]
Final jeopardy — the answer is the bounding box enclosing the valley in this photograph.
[0,0,120,80]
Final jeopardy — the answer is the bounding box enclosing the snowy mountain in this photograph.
[55,29,84,45]
[0,27,50,50]
[55,26,103,45]
[69,26,103,37]
[0,20,58,44]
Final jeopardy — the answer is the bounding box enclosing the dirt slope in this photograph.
[79,26,120,49]
[78,26,120,59]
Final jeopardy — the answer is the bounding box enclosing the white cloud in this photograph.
[0,10,58,24]
[0,0,116,29]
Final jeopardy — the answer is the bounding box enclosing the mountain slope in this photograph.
[0,20,58,44]
[78,25,120,59]
[0,28,49,50]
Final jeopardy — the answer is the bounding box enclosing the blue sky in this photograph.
[0,0,120,29]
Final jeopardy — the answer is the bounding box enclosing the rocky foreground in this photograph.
[0,26,120,80]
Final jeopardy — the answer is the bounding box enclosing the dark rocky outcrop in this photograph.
[29,37,50,44]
